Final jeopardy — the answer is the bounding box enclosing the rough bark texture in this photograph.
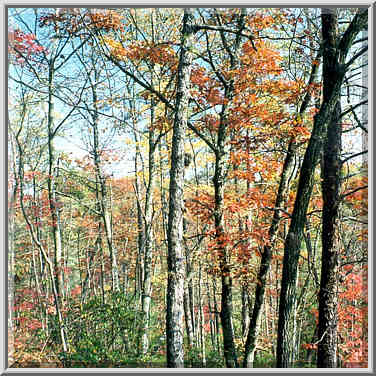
[316,12,342,368]
[166,9,195,368]
[276,8,367,367]
[317,101,342,367]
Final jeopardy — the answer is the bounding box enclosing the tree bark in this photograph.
[166,8,195,368]
[316,11,342,368]
[317,100,342,367]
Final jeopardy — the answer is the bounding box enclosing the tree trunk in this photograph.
[90,76,120,294]
[8,132,18,364]
[276,90,340,368]
[212,278,221,355]
[183,286,194,348]
[317,100,342,367]
[166,8,195,368]
[212,9,248,368]
[244,44,320,368]
[206,276,216,353]
[244,140,296,367]
[46,65,68,353]
[214,152,238,367]
[134,131,145,303]
[276,8,367,367]
[184,238,194,355]
[141,103,157,354]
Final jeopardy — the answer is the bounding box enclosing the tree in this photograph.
[317,8,367,367]
[166,8,195,367]
[276,8,367,367]
[243,47,320,368]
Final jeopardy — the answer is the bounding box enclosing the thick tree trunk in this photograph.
[210,9,251,368]
[316,10,343,368]
[317,101,342,367]
[276,8,367,367]
[276,88,342,368]
[166,8,195,368]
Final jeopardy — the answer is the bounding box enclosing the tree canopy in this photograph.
[8,7,368,368]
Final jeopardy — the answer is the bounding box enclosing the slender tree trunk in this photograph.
[188,263,195,341]
[81,240,97,303]
[198,262,206,367]
[103,188,120,292]
[19,177,68,356]
[206,276,216,353]
[166,8,195,367]
[212,277,221,355]
[122,262,129,294]
[96,224,106,304]
[214,155,238,367]
[46,65,68,353]
[184,286,194,348]
[90,78,120,293]
[211,10,248,368]
[184,239,195,356]
[141,102,157,354]
[243,48,320,368]
[134,130,145,303]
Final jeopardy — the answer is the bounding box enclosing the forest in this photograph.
[7,7,368,368]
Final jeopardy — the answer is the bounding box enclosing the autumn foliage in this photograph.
[8,7,368,369]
